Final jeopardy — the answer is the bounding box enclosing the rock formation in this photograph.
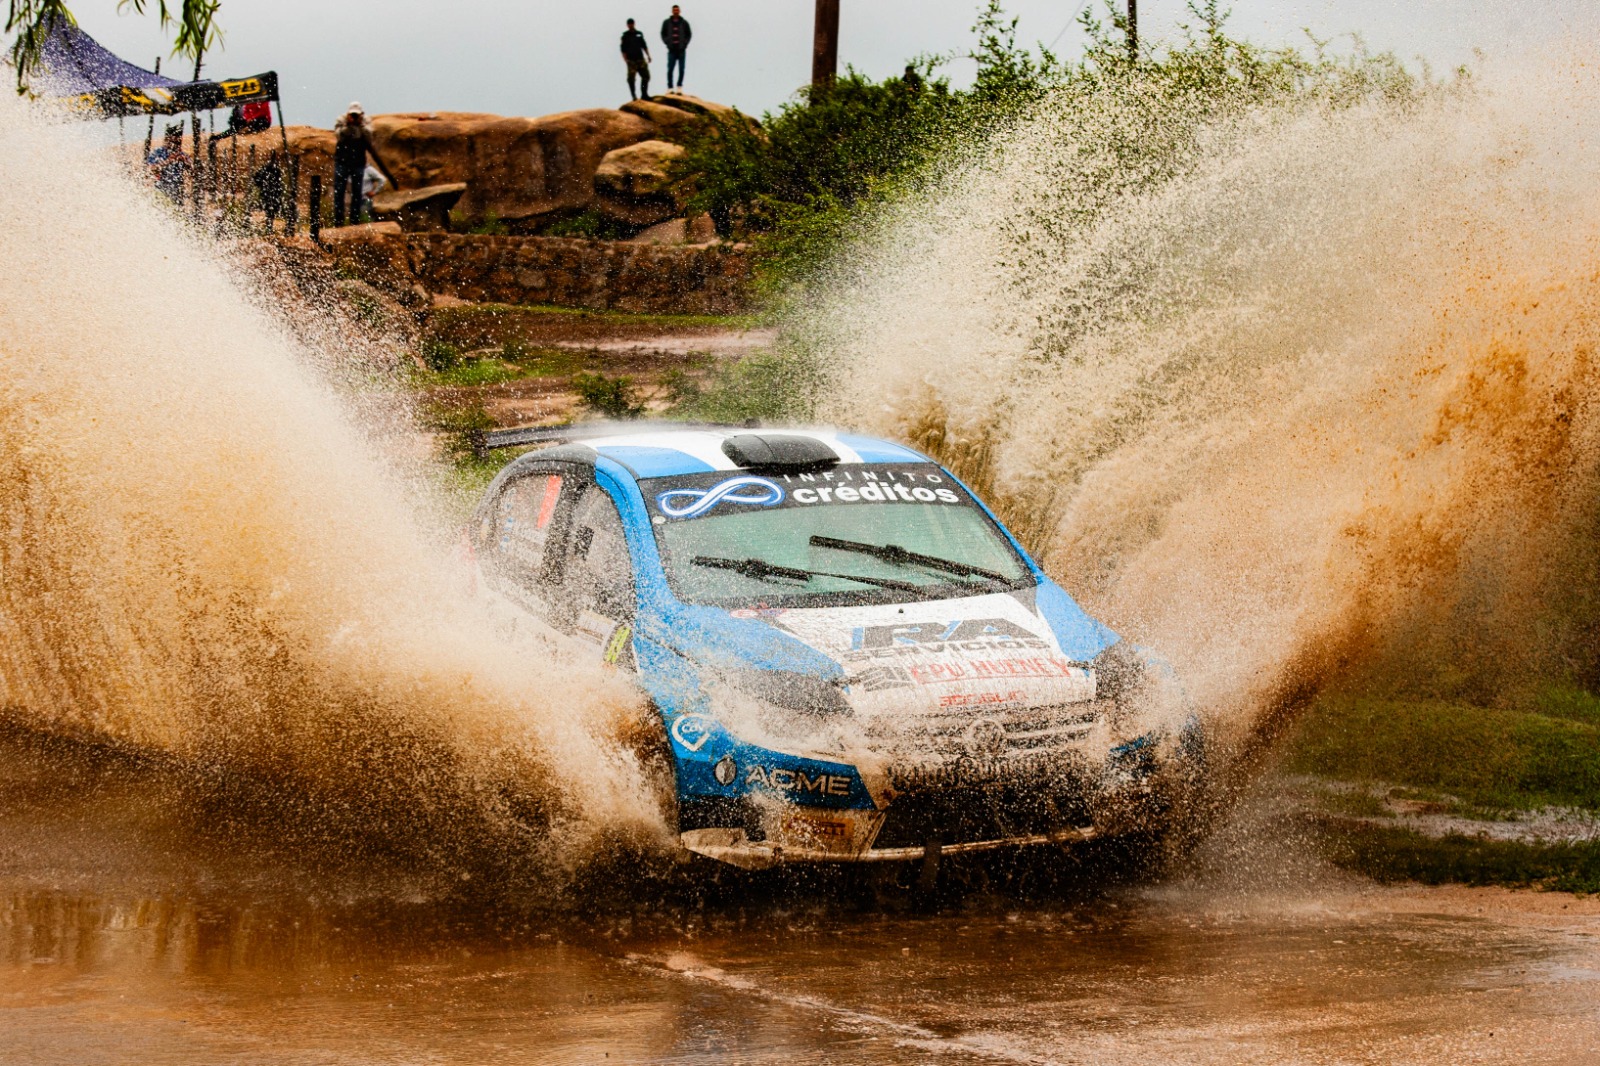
[236,93,748,236]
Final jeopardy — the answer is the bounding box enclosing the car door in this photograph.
[479,461,580,629]
[549,480,637,669]
[478,463,636,668]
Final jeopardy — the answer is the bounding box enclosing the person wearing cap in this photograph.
[332,102,395,226]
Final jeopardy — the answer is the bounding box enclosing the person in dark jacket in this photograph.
[145,124,190,203]
[660,5,691,90]
[332,102,396,226]
[253,149,285,233]
[621,18,652,100]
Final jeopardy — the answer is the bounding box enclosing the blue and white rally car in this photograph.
[468,424,1204,869]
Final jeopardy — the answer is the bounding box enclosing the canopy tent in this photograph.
[34,16,278,119]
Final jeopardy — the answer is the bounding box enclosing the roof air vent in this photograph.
[721,433,839,472]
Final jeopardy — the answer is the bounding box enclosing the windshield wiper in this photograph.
[809,535,1010,583]
[692,555,922,592]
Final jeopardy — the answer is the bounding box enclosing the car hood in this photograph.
[730,585,1118,716]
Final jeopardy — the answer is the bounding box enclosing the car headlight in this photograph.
[1090,641,1191,737]
[723,668,853,717]
[709,668,853,754]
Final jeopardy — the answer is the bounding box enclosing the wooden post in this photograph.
[1128,0,1138,61]
[190,115,203,216]
[309,174,323,242]
[207,137,218,201]
[286,158,300,233]
[812,0,839,88]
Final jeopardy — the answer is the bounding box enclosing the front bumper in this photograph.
[679,824,1100,870]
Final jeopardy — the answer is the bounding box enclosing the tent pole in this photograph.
[191,50,205,215]
[143,56,159,158]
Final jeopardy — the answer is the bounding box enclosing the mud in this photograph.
[4,864,1597,1064]
[1,733,1596,1066]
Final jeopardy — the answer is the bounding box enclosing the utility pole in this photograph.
[1127,0,1138,61]
[812,0,839,88]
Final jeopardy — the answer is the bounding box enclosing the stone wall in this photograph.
[324,229,753,316]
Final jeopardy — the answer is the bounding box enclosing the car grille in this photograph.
[872,775,1095,849]
[868,699,1105,761]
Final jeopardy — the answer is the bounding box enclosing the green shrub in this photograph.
[420,338,462,372]
[572,372,647,420]
[421,401,495,462]
[672,0,1427,293]
[467,210,509,236]
[540,210,634,241]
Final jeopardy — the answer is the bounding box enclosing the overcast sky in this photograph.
[64,1,1595,128]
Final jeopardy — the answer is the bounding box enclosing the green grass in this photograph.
[1283,694,1600,814]
[427,302,759,333]
[411,346,591,388]
[1313,820,1600,894]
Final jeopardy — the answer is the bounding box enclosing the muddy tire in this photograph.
[615,703,678,834]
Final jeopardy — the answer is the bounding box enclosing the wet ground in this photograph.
[3,731,1598,1066]
[5,876,1599,1065]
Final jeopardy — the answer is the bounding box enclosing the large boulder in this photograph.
[594,139,685,199]
[618,98,704,139]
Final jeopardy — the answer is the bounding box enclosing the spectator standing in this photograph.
[621,18,652,101]
[145,124,190,202]
[660,5,691,91]
[332,102,396,227]
[252,149,285,233]
[361,163,387,220]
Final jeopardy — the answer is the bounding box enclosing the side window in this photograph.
[563,486,635,623]
[491,471,566,587]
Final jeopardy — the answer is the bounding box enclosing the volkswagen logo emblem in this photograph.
[965,717,1007,758]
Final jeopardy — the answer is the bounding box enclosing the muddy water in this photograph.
[1,736,1595,1066]
[4,875,1598,1065]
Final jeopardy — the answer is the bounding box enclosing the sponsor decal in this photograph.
[790,483,961,505]
[222,77,264,98]
[853,618,1040,649]
[905,657,1092,686]
[713,753,737,786]
[728,606,789,621]
[852,664,915,691]
[938,689,1028,708]
[782,813,852,842]
[841,618,1054,663]
[602,622,632,665]
[642,463,975,522]
[745,765,853,797]
[655,476,784,519]
[670,713,716,753]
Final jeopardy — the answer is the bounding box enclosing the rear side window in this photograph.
[496,473,563,579]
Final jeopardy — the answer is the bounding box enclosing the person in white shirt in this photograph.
[360,164,387,221]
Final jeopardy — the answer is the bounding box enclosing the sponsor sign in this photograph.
[745,765,852,796]
[641,463,971,522]
[670,713,717,753]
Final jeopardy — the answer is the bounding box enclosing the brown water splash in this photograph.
[811,58,1600,763]
[0,98,666,879]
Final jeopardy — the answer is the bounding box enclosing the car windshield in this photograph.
[639,462,1035,608]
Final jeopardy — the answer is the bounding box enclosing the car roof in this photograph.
[573,427,932,480]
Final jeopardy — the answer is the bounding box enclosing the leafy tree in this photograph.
[8,0,222,90]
